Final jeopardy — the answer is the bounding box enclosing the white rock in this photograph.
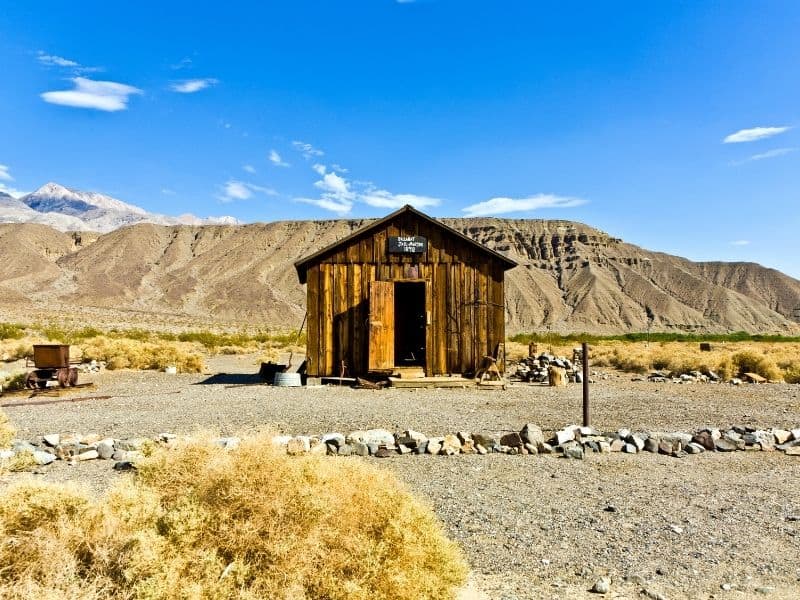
[42,434,60,447]
[77,450,99,461]
[427,437,444,455]
[214,437,240,450]
[0,449,15,460]
[623,443,637,454]
[592,576,611,594]
[773,429,791,444]
[790,428,800,441]
[364,429,395,446]
[33,450,57,465]
[556,429,575,445]
[271,435,292,447]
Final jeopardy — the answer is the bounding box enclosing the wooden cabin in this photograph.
[294,205,517,378]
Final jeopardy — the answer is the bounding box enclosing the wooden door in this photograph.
[368,280,394,370]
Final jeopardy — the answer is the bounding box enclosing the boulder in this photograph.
[692,431,716,451]
[96,441,114,460]
[77,450,99,461]
[42,434,60,447]
[714,438,738,452]
[33,450,56,465]
[441,434,461,455]
[773,429,792,444]
[520,423,545,448]
[500,432,523,448]
[555,429,575,446]
[426,437,443,455]
[644,438,659,453]
[321,433,345,448]
[363,429,395,446]
[472,433,498,449]
[610,439,625,452]
[563,442,584,460]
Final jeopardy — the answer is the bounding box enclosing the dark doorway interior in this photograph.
[394,281,426,367]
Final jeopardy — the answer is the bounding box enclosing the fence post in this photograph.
[582,341,590,427]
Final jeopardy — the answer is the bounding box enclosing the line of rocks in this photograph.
[274,423,800,460]
[3,425,800,472]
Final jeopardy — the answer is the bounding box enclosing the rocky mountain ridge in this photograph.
[0,182,238,232]
[0,217,798,334]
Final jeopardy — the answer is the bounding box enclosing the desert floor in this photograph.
[3,354,800,599]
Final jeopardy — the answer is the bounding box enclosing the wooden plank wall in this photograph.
[304,214,508,377]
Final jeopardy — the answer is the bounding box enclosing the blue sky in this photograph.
[1,1,799,277]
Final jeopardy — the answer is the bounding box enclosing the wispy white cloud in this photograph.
[360,189,441,209]
[723,126,790,144]
[314,170,353,200]
[296,196,353,215]
[462,194,586,217]
[218,180,277,203]
[0,183,26,198]
[748,147,796,161]
[243,164,256,174]
[37,52,79,68]
[0,166,25,198]
[729,147,796,166]
[36,50,101,73]
[269,149,290,167]
[161,188,177,196]
[170,78,218,93]
[292,140,324,159]
[296,163,442,215]
[730,240,751,246]
[170,57,193,70]
[41,77,142,111]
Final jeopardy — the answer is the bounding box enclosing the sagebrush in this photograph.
[0,434,468,599]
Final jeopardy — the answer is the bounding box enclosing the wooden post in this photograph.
[582,341,590,427]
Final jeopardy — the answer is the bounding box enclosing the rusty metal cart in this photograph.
[24,344,79,389]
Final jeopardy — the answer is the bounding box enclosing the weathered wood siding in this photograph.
[303,212,507,377]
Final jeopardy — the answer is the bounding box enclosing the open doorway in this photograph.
[394,281,426,367]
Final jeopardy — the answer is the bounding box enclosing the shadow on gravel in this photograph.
[195,373,264,385]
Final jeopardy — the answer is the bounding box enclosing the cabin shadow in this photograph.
[195,372,264,385]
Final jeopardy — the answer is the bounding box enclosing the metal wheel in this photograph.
[68,367,78,386]
[24,371,38,389]
[57,368,69,388]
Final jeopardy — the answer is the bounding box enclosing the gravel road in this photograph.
[3,354,800,599]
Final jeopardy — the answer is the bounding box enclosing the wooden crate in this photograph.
[33,344,70,369]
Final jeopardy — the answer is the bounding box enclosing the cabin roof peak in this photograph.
[294,204,517,283]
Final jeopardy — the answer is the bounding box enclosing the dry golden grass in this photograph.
[79,336,205,373]
[0,408,14,449]
[0,433,468,600]
[589,341,800,381]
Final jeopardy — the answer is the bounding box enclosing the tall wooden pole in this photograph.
[582,341,590,427]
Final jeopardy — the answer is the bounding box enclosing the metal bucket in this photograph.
[273,372,302,387]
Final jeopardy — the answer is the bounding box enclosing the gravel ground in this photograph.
[3,354,800,599]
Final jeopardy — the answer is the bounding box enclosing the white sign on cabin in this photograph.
[388,236,427,253]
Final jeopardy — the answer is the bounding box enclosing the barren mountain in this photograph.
[0,218,798,335]
[1,182,239,232]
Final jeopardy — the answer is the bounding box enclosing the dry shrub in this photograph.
[5,451,37,473]
[0,434,468,599]
[80,336,204,373]
[0,408,14,449]
[732,351,782,381]
[0,337,35,361]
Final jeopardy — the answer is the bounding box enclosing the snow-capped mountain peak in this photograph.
[23,182,150,217]
[0,182,239,232]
